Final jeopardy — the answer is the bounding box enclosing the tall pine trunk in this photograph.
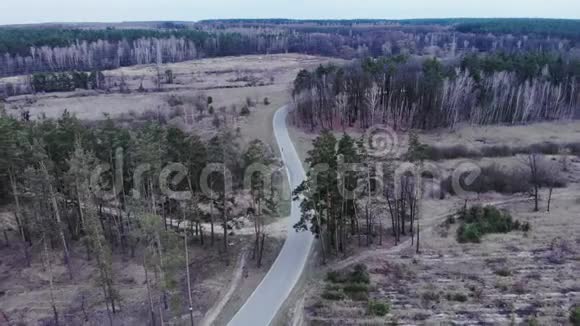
[41,161,73,280]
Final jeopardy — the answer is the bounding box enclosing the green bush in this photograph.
[240,105,250,116]
[327,265,369,284]
[441,164,531,196]
[526,317,540,326]
[325,284,341,291]
[166,95,184,107]
[521,222,531,232]
[348,291,369,301]
[349,264,370,284]
[322,290,344,301]
[528,141,561,155]
[326,271,346,283]
[343,283,369,293]
[494,268,512,277]
[445,292,468,302]
[421,291,440,303]
[571,306,580,326]
[368,300,390,316]
[456,205,527,243]
[423,144,480,160]
[567,142,580,156]
[457,224,482,243]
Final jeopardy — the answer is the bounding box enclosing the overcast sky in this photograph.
[2,0,580,25]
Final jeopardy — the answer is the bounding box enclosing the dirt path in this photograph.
[201,251,247,326]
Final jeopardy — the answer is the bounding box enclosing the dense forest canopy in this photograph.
[0,28,211,56]
[1,18,580,79]
[454,18,580,40]
[201,18,580,38]
[291,52,580,131]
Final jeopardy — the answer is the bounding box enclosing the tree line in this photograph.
[1,19,578,78]
[293,130,428,262]
[291,53,580,131]
[30,71,106,92]
[0,28,289,77]
[0,108,277,325]
[203,18,580,41]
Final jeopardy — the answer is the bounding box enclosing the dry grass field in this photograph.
[288,121,580,325]
[302,189,580,325]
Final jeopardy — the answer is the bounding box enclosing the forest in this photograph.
[0,107,278,324]
[292,130,428,262]
[2,18,580,79]
[291,53,580,131]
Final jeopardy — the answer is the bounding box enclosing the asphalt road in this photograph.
[227,106,313,326]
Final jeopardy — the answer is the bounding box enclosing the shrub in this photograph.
[441,164,531,196]
[208,106,214,114]
[494,268,512,277]
[349,264,370,284]
[348,291,369,301]
[526,317,540,326]
[521,222,531,232]
[327,271,346,283]
[207,96,213,105]
[445,292,468,302]
[512,280,527,294]
[423,144,480,161]
[168,107,184,120]
[424,141,576,161]
[240,105,250,116]
[321,290,344,301]
[566,142,580,156]
[570,306,580,326]
[456,205,526,243]
[166,94,184,107]
[327,264,370,285]
[212,115,221,128]
[421,291,440,303]
[368,300,390,316]
[263,97,270,105]
[325,284,341,291]
[246,97,255,107]
[165,69,174,84]
[528,141,561,155]
[457,224,482,243]
[343,283,369,294]
[481,145,514,157]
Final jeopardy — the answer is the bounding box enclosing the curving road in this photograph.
[227,106,313,326]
